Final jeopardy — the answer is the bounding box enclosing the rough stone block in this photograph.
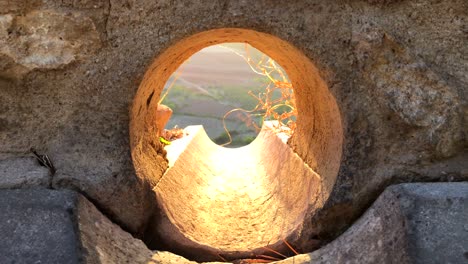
[0,10,101,78]
[0,188,154,264]
[0,157,50,189]
[276,183,468,264]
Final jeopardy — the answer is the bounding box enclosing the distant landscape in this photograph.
[161,43,277,147]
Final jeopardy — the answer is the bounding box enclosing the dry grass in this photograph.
[159,43,297,146]
[161,126,185,141]
[228,239,301,263]
[219,44,296,146]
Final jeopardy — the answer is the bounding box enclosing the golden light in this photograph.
[130,28,343,262]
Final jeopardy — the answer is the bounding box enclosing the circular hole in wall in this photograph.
[130,28,343,262]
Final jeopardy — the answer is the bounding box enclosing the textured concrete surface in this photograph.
[0,188,233,264]
[0,189,81,264]
[0,183,467,263]
[0,188,154,264]
[152,124,322,261]
[0,9,101,78]
[0,0,466,256]
[0,157,50,188]
[274,183,468,264]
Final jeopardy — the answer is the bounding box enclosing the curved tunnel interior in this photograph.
[130,28,343,261]
[155,123,322,259]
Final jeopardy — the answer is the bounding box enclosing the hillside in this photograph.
[162,43,272,147]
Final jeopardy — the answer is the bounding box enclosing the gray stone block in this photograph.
[0,157,50,189]
[0,189,79,264]
[0,188,154,264]
[276,183,468,264]
[396,183,468,264]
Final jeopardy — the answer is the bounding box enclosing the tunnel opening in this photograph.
[130,28,343,262]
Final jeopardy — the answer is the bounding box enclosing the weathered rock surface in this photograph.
[2,184,466,264]
[0,9,101,79]
[352,21,463,158]
[0,188,154,263]
[275,183,468,264]
[0,187,231,264]
[0,0,466,256]
[0,156,50,188]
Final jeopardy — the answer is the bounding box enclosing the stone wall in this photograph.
[0,0,466,255]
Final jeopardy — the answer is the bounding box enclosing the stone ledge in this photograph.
[275,182,468,264]
[0,188,157,263]
[0,157,50,189]
[1,183,467,264]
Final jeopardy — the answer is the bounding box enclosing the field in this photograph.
[162,43,274,147]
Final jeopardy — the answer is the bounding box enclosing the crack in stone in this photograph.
[104,0,112,41]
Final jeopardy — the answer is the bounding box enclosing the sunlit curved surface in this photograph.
[154,123,322,260]
[130,28,343,262]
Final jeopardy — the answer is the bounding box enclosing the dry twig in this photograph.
[220,44,296,146]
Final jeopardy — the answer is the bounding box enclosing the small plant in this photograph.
[219,44,297,146]
[159,136,171,145]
